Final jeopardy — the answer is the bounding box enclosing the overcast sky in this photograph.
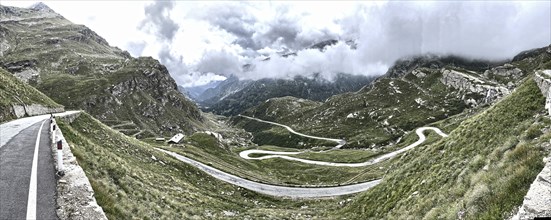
[3,1,551,87]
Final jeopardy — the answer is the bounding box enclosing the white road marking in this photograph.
[26,120,45,220]
[0,111,79,149]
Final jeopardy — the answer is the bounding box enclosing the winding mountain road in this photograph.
[159,115,448,198]
[0,111,78,219]
[157,148,381,198]
[239,115,346,149]
[238,115,448,167]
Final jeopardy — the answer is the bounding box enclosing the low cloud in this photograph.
[126,41,146,57]
[242,42,387,81]
[243,1,551,80]
[140,1,179,42]
[139,1,550,87]
[195,50,242,77]
[348,1,551,64]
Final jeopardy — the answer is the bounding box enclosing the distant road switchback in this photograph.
[238,115,448,167]
[159,115,448,198]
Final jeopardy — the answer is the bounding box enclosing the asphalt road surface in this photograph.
[159,116,448,198]
[157,148,382,198]
[238,115,448,167]
[0,112,77,220]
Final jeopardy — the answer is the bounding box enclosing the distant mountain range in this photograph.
[201,73,375,116]
[180,39,368,115]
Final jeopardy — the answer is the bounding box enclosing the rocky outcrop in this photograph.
[90,57,204,136]
[0,4,204,137]
[484,63,523,78]
[512,156,551,219]
[533,70,551,115]
[534,70,551,95]
[411,69,426,78]
[440,69,510,106]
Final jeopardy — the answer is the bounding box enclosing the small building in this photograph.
[155,137,165,142]
[168,133,184,144]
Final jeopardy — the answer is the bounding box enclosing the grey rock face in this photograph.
[534,70,551,95]
[512,156,551,220]
[12,105,26,118]
[533,70,551,115]
[440,69,509,106]
[484,64,523,78]
[411,69,426,78]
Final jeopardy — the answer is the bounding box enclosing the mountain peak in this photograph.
[29,2,54,13]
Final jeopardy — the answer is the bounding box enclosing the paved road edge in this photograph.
[157,148,382,198]
[51,113,108,220]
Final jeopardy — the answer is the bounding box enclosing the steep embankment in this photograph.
[337,77,549,219]
[0,4,203,137]
[0,68,63,123]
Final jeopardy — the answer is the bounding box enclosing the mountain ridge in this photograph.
[0,4,204,137]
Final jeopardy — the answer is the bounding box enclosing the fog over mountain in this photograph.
[3,1,549,86]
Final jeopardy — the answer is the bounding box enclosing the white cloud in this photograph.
[2,1,550,87]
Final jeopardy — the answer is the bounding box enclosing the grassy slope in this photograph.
[58,113,344,219]
[160,106,474,187]
[0,68,62,122]
[153,132,389,186]
[338,77,549,219]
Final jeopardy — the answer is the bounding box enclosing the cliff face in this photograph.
[533,70,551,115]
[0,5,203,136]
[440,69,510,107]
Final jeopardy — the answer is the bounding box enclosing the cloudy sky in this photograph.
[3,1,551,87]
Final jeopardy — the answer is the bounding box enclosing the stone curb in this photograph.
[50,113,108,220]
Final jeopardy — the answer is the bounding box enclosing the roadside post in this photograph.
[56,140,64,176]
[51,117,56,144]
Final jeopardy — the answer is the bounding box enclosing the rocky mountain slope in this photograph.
[0,67,63,122]
[0,4,204,137]
[194,75,251,104]
[236,46,551,149]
